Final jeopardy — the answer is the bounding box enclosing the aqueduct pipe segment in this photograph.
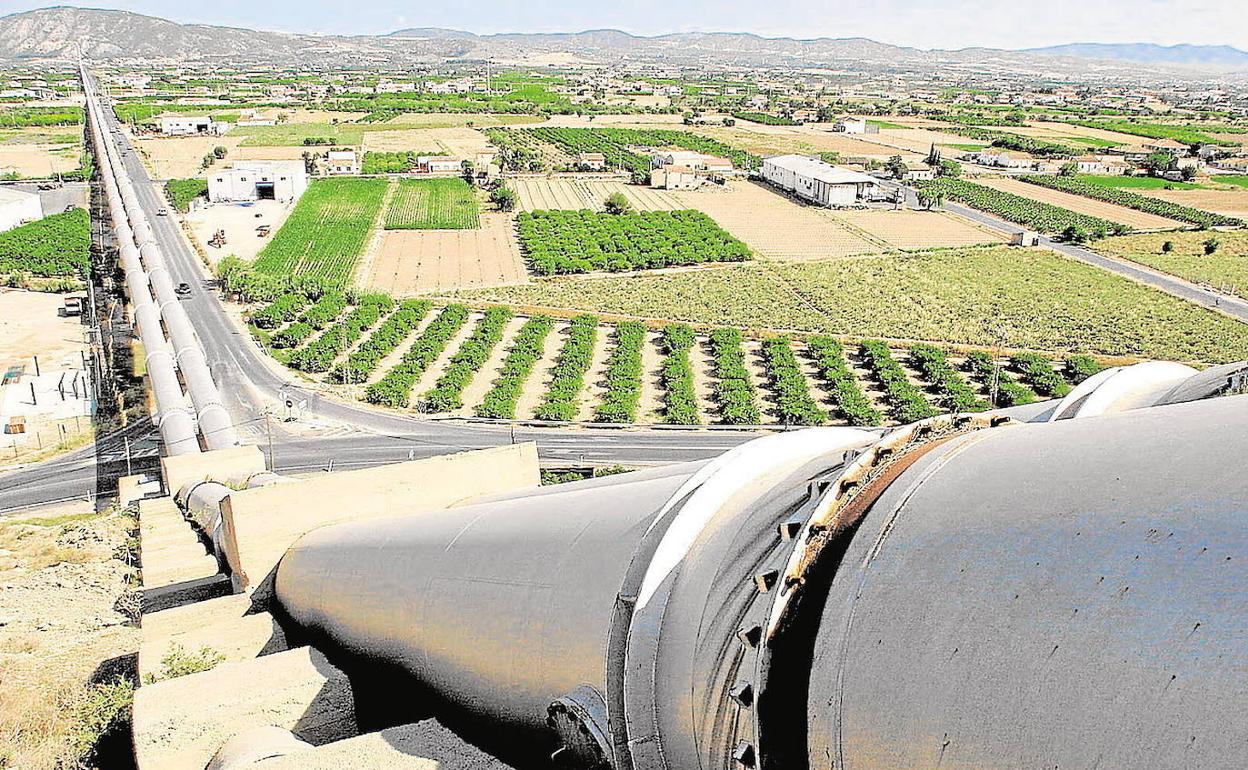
[274,396,1248,770]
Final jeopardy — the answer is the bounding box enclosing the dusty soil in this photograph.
[362,128,492,159]
[362,213,528,295]
[0,145,79,178]
[975,175,1185,231]
[0,501,139,770]
[0,289,87,367]
[695,125,918,160]
[675,181,881,261]
[186,199,296,265]
[131,135,245,180]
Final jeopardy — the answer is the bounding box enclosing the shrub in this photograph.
[761,337,826,425]
[329,299,432,384]
[0,208,90,277]
[535,315,599,421]
[365,304,469,407]
[594,322,647,423]
[707,328,761,425]
[475,315,555,418]
[1064,355,1105,384]
[422,307,513,412]
[859,341,940,423]
[806,336,882,426]
[659,324,700,424]
[1009,353,1072,397]
[908,344,989,412]
[964,351,1036,407]
[289,294,393,373]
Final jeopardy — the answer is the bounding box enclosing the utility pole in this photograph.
[265,409,275,471]
[124,436,132,477]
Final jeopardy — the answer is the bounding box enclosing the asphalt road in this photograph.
[0,90,763,513]
[882,179,1248,322]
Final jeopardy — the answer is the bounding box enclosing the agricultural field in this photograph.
[675,181,881,260]
[918,178,1131,235]
[253,177,388,287]
[1068,120,1241,147]
[458,246,1248,363]
[1073,175,1204,191]
[0,125,84,178]
[832,209,1005,250]
[1093,231,1248,300]
[694,124,909,161]
[511,178,682,212]
[1134,187,1248,224]
[381,113,545,128]
[1017,175,1239,228]
[384,178,480,230]
[363,213,527,295]
[0,208,90,278]
[164,178,208,212]
[360,127,492,159]
[490,127,757,176]
[249,290,1088,427]
[516,209,750,274]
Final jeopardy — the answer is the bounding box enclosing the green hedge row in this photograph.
[761,337,826,425]
[289,295,393,373]
[535,316,599,422]
[1010,352,1072,397]
[659,324,700,425]
[475,315,555,419]
[859,341,940,423]
[250,292,306,329]
[365,304,469,407]
[807,336,882,426]
[301,292,347,330]
[707,328,761,425]
[329,299,431,384]
[909,344,989,413]
[594,322,647,423]
[964,351,1036,407]
[423,307,514,412]
[1064,354,1104,384]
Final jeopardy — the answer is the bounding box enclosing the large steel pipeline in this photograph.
[82,67,239,452]
[275,395,1248,770]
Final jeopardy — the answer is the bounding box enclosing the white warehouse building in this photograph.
[158,115,229,136]
[208,161,308,204]
[759,155,878,207]
[0,187,44,232]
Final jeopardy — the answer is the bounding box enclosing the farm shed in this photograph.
[158,115,228,136]
[651,165,701,190]
[324,149,359,175]
[418,156,462,174]
[0,187,44,233]
[208,161,308,204]
[759,154,878,207]
[651,151,734,174]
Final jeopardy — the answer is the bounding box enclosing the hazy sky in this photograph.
[1,0,1245,50]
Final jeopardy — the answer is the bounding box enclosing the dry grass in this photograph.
[512,178,682,212]
[832,209,1006,250]
[0,502,139,770]
[1136,188,1248,221]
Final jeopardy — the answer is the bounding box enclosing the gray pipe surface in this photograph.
[275,397,1248,770]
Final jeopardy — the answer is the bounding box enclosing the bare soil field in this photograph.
[512,177,681,212]
[975,175,1185,230]
[0,501,138,770]
[675,181,881,260]
[1136,187,1248,221]
[872,127,986,153]
[832,209,1006,250]
[132,134,244,179]
[1021,121,1146,145]
[187,199,296,265]
[0,144,80,178]
[363,212,528,295]
[538,114,688,128]
[0,289,86,369]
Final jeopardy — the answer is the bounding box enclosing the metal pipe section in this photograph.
[82,67,239,453]
[275,396,1248,770]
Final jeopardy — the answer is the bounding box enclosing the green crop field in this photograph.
[457,246,1248,363]
[234,123,368,146]
[253,178,388,287]
[165,178,208,212]
[490,127,758,177]
[0,106,82,128]
[1216,176,1248,189]
[1094,231,1248,301]
[1069,120,1240,147]
[516,210,750,274]
[0,208,90,277]
[1019,175,1239,228]
[1075,175,1203,191]
[384,178,480,230]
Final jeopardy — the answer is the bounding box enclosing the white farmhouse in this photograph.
[651,165,701,190]
[651,151,734,175]
[418,156,462,174]
[759,155,878,207]
[324,149,359,176]
[208,161,308,204]
[158,115,229,136]
[0,187,44,232]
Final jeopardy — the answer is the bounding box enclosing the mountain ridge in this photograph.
[0,7,1244,78]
